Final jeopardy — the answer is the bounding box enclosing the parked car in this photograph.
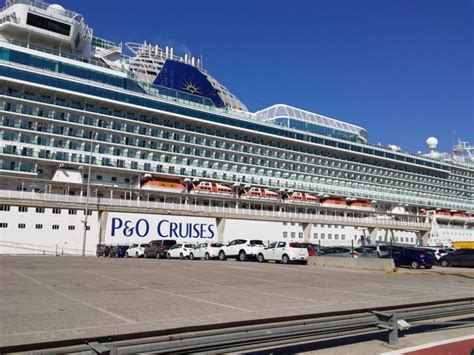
[438,249,474,267]
[376,244,404,258]
[125,244,147,258]
[354,247,378,258]
[167,243,196,259]
[257,241,309,264]
[96,244,110,257]
[190,242,224,260]
[320,246,362,258]
[144,240,177,259]
[297,242,318,256]
[218,239,265,261]
[385,247,436,269]
[109,245,129,258]
[423,247,456,260]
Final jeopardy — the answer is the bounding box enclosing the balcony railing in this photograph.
[0,190,432,228]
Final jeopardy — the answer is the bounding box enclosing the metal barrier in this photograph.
[2,298,472,354]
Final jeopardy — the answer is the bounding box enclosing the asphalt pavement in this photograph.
[0,256,473,349]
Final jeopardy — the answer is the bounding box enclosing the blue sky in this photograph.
[60,0,472,153]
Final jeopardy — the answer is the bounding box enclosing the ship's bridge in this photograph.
[256,104,368,143]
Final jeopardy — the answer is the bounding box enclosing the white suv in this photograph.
[257,241,309,264]
[218,239,265,261]
[126,244,147,258]
[190,242,224,260]
[167,243,195,259]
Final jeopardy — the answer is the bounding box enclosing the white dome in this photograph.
[48,4,66,15]
[426,137,438,150]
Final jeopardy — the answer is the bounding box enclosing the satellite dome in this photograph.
[47,4,66,15]
[426,137,438,150]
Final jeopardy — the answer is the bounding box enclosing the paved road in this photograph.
[0,256,473,348]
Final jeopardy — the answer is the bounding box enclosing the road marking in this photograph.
[84,270,251,313]
[11,270,136,324]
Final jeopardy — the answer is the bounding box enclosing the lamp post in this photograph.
[81,139,93,256]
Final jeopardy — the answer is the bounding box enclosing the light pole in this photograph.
[81,139,93,256]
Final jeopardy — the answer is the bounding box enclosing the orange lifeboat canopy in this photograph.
[321,197,347,206]
[349,200,373,209]
[141,177,185,192]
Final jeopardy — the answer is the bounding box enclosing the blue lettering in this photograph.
[157,220,169,238]
[208,224,215,239]
[123,220,134,237]
[178,223,190,238]
[111,218,123,237]
[135,219,149,238]
[200,224,206,239]
[170,222,179,238]
[192,223,200,238]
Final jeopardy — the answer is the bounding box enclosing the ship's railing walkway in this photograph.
[0,190,430,231]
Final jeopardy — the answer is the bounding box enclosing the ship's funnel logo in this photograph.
[182,79,201,95]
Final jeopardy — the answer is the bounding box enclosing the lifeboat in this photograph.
[348,200,373,209]
[435,209,451,216]
[451,210,466,218]
[192,181,233,195]
[287,191,318,203]
[141,176,185,193]
[320,197,347,207]
[245,187,278,199]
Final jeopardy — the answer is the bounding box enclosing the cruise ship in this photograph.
[0,0,472,255]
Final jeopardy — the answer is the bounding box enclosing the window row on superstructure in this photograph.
[1,87,471,182]
[1,88,472,187]
[0,94,472,211]
[0,63,455,173]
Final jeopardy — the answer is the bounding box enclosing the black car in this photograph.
[109,245,129,258]
[438,249,474,267]
[144,240,177,258]
[96,244,110,257]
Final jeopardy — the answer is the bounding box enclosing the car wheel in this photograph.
[441,260,449,267]
[156,252,160,259]
[166,253,171,259]
[257,253,265,263]
[189,253,194,260]
[411,261,420,269]
[205,253,211,260]
[239,250,247,262]
[179,253,184,260]
[282,254,290,264]
[219,251,226,261]
[135,252,139,258]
